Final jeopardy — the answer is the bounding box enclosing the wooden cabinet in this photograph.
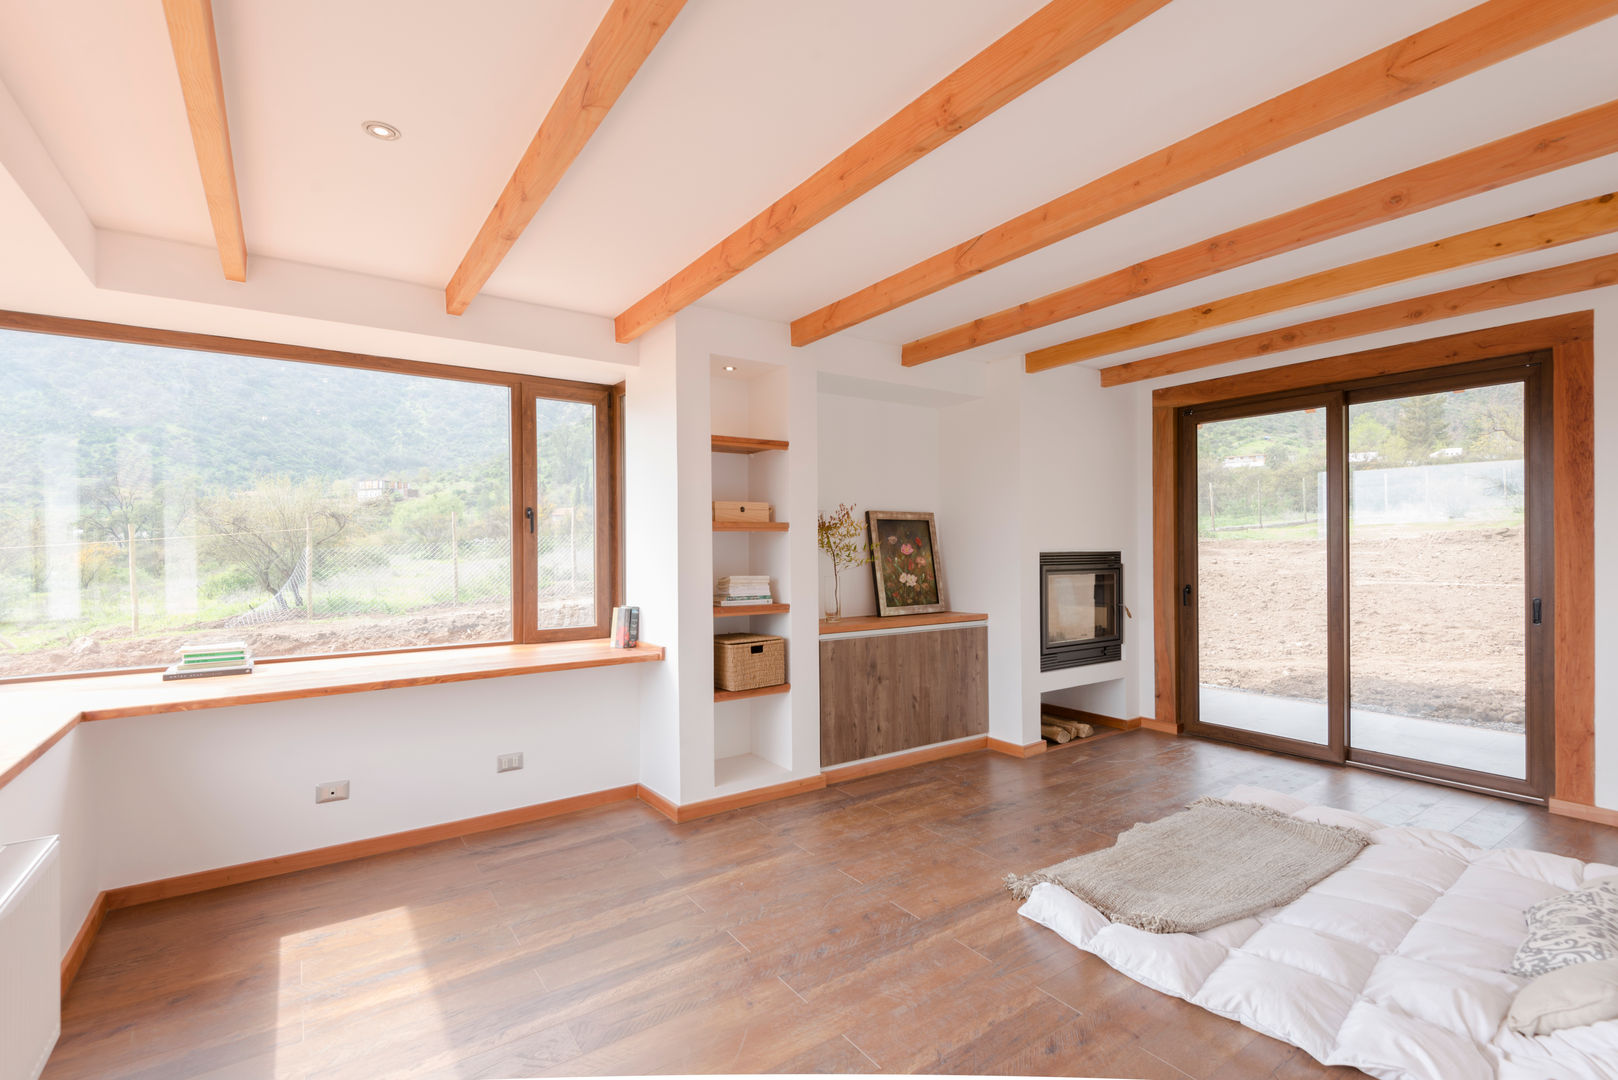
[819,617,987,767]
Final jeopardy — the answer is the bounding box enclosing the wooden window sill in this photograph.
[0,640,663,791]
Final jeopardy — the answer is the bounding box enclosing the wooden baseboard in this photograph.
[1139,715,1176,734]
[103,784,641,911]
[640,775,829,824]
[60,889,108,996]
[987,736,1047,759]
[1040,704,1141,732]
[822,736,989,784]
[635,783,679,822]
[1548,798,1618,827]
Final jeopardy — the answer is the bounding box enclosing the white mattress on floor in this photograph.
[1017,785,1618,1080]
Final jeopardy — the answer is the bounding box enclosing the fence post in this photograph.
[304,516,314,621]
[569,508,577,592]
[1207,482,1217,532]
[451,510,460,604]
[127,523,139,632]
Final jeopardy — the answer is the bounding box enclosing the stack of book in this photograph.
[610,606,641,648]
[163,641,255,681]
[714,575,773,607]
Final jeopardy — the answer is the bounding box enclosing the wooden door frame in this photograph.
[1152,312,1596,809]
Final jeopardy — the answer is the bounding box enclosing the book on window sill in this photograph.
[163,660,254,681]
[179,651,249,665]
[610,606,640,648]
[177,655,253,668]
[178,641,247,656]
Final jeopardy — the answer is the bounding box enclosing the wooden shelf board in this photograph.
[819,611,988,635]
[713,521,789,532]
[714,682,790,703]
[713,603,790,617]
[711,435,789,454]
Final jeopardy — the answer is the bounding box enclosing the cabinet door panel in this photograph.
[820,627,987,766]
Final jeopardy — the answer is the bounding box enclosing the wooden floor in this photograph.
[48,731,1618,1080]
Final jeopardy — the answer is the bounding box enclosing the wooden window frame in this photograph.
[1151,312,1596,807]
[0,308,624,681]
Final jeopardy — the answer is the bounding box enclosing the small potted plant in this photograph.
[817,502,871,621]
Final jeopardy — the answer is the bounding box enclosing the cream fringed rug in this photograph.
[1004,796,1370,933]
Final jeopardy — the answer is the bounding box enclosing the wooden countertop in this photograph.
[0,640,663,791]
[819,611,988,635]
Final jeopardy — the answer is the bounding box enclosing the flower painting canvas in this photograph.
[867,511,947,616]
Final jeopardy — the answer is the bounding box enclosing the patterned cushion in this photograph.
[1509,877,1618,978]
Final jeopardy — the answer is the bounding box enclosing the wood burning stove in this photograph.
[1039,551,1123,671]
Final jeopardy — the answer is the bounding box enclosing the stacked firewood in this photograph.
[1040,714,1095,744]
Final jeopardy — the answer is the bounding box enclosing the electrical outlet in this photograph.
[315,780,350,804]
[497,752,524,773]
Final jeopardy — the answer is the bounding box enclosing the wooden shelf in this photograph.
[714,521,788,532]
[714,682,791,703]
[712,435,789,455]
[713,603,790,617]
[820,611,988,635]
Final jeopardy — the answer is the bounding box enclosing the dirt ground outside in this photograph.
[0,599,593,678]
[1198,524,1525,731]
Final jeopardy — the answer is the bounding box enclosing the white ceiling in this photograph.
[0,0,1615,372]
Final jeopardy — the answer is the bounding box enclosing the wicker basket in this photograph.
[714,633,786,691]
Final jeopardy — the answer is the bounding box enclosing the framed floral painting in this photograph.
[867,511,947,616]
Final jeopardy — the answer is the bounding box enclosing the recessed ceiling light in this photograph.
[723,365,736,372]
[362,120,401,141]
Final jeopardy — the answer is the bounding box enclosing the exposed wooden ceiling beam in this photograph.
[791,0,1618,347]
[446,0,687,316]
[1098,251,1618,387]
[612,0,1175,344]
[902,99,1618,366]
[161,0,246,282]
[1024,192,1618,373]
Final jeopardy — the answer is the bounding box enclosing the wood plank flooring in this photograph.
[46,731,1618,1079]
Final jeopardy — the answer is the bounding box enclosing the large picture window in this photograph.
[0,315,618,680]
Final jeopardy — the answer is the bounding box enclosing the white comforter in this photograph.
[1017,785,1618,1080]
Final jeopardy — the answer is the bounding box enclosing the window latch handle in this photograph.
[1532,597,1542,626]
[525,506,535,534]
[1182,584,1192,607]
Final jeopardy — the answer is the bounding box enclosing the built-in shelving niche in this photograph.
[710,362,794,791]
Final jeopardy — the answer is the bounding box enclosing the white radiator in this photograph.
[0,837,60,1080]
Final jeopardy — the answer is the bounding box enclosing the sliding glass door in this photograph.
[1183,397,1337,758]
[1178,356,1551,798]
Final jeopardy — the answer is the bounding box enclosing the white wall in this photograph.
[939,359,1143,747]
[0,729,94,957]
[88,670,641,890]
[939,362,1024,745]
[816,392,942,618]
[1017,367,1141,728]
